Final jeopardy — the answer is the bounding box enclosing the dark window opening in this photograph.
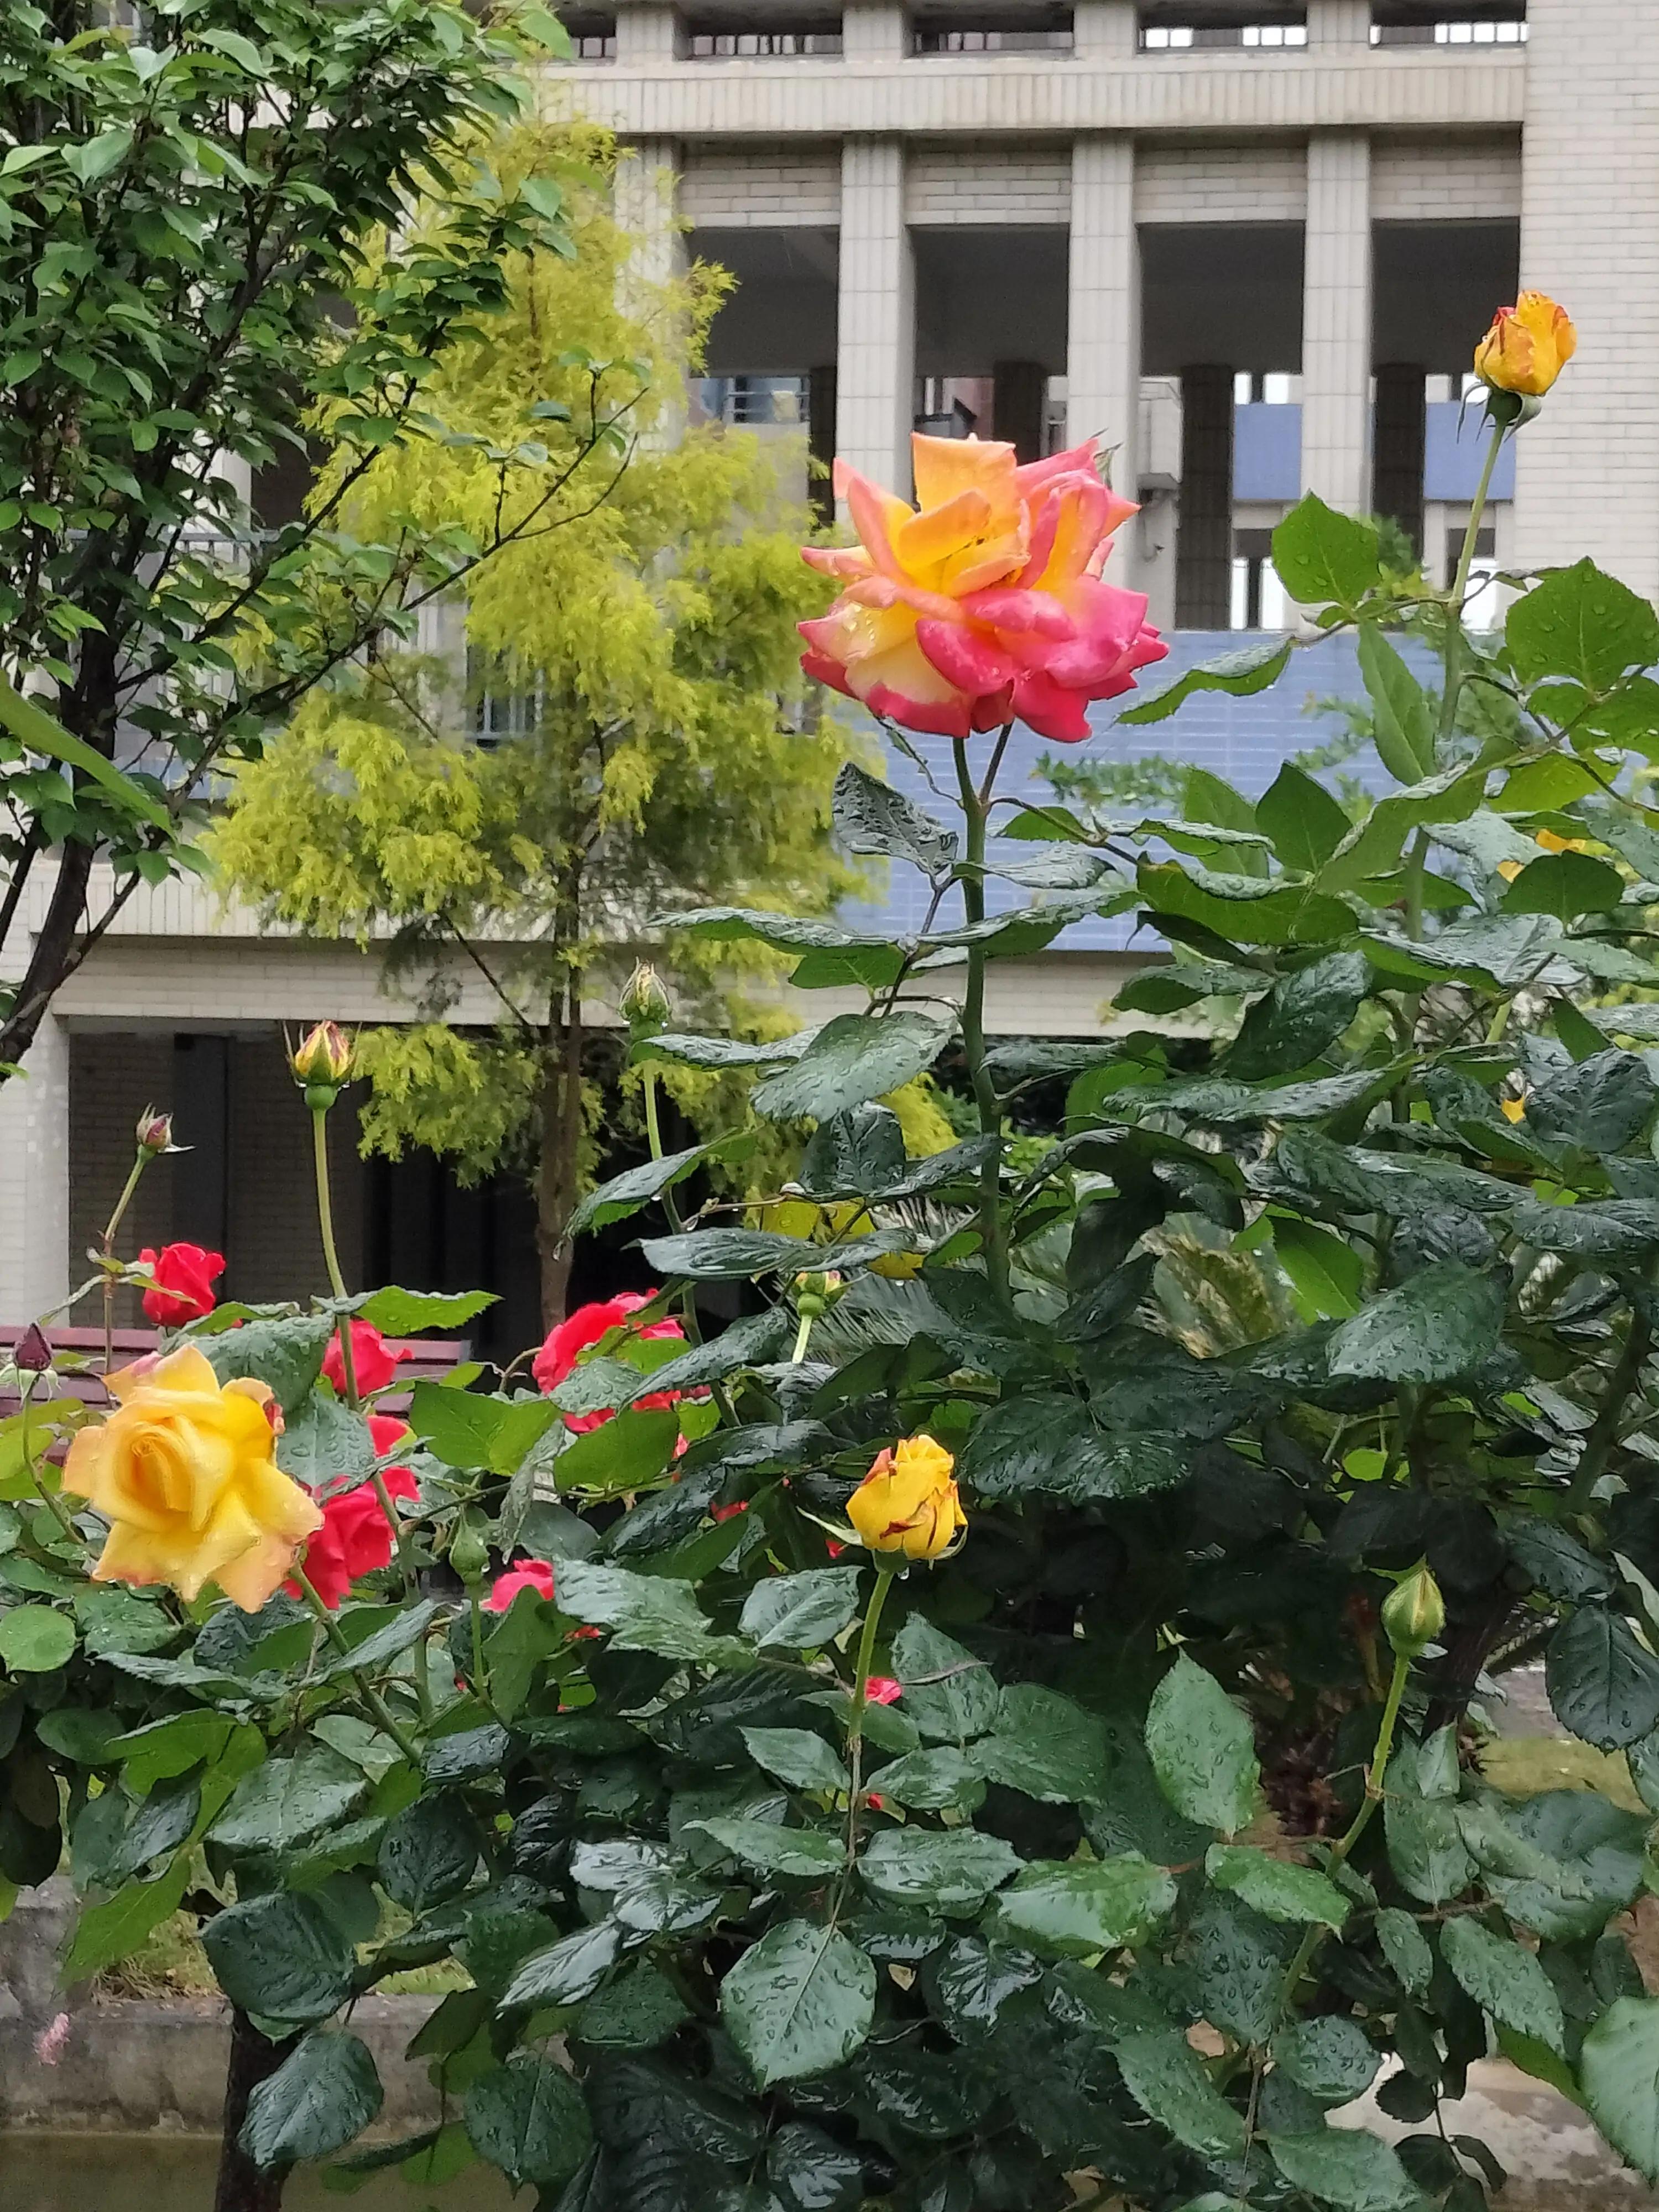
[1372,0,1524,40]
[912,7,1074,54]
[686,18,843,56]
[1138,2,1307,48]
[561,9,618,58]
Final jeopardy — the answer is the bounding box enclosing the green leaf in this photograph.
[406,1383,556,1475]
[1546,1607,1659,1750]
[921,1937,1042,2040]
[1580,1995,1659,2182]
[200,1314,336,1415]
[61,1855,190,1983]
[958,1394,1186,1505]
[1271,2016,1381,2104]
[832,761,957,874]
[1118,638,1292,726]
[858,1827,1022,1915]
[640,1228,898,1281]
[500,1922,620,2010]
[0,1604,75,1672]
[276,1396,380,1493]
[1145,1654,1260,1836]
[1327,1261,1505,1386]
[1509,1199,1659,1260]
[1114,2027,1248,2161]
[751,1010,954,1122]
[1272,497,1381,609]
[740,1569,864,1652]
[555,1558,726,1664]
[575,1962,690,2051]
[721,1919,877,2087]
[1483,1791,1648,1940]
[356,1287,495,1336]
[318,1598,440,1681]
[1272,1218,1364,1322]
[1526,1048,1657,1154]
[971,1684,1109,1803]
[1501,848,1627,918]
[892,1617,1000,1744]
[570,1144,714,1235]
[740,1728,850,1794]
[1255,763,1352,872]
[377,1796,481,1912]
[1138,860,1355,948]
[202,1892,356,2028]
[0,670,169,828]
[624,1308,790,1399]
[1385,1760,1475,1908]
[868,1746,984,1811]
[695,1819,843,1880]
[1267,2128,1421,2211]
[1439,1916,1566,2056]
[241,2030,383,2171]
[990,1854,1176,1957]
[466,2054,592,2189]
[1318,763,1489,888]
[1204,1846,1349,1930]
[210,1744,367,1854]
[1375,1907,1433,1996]
[1357,624,1434,782]
[555,1408,682,1498]
[1222,951,1369,1082]
[1507,559,1659,693]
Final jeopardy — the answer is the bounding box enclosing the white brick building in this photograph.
[3,0,1653,1337]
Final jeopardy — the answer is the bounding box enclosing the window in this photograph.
[1448,526,1501,628]
[687,26,843,57]
[1370,2,1525,43]
[469,649,541,745]
[1231,530,1291,631]
[561,8,617,56]
[1139,7,1307,48]
[692,375,808,427]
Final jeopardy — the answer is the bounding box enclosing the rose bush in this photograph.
[13,299,1659,2212]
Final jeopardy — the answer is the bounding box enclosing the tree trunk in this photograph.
[213,2006,293,2212]
[535,982,585,1332]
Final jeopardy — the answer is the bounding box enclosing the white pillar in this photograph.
[836,138,915,498]
[614,3,680,63]
[1068,136,1141,585]
[843,2,907,61]
[615,138,686,444]
[0,1014,70,1325]
[1073,1,1137,58]
[1306,0,1371,42]
[1301,133,1372,513]
[1512,0,1659,601]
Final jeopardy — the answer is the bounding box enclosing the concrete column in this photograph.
[843,2,907,61]
[1373,363,1426,556]
[836,139,915,497]
[1512,0,1659,601]
[0,1015,70,1325]
[1306,0,1371,43]
[615,138,686,444]
[1072,1,1137,58]
[1175,367,1234,628]
[614,3,681,63]
[1067,134,1140,575]
[1301,133,1372,514]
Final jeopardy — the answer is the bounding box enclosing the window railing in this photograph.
[560,9,617,58]
[1140,20,1308,49]
[692,375,808,427]
[686,28,843,57]
[914,26,1074,53]
[1372,18,1525,39]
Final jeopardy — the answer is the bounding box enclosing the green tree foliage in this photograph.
[26,404,1659,2212]
[0,0,651,1079]
[213,127,855,1320]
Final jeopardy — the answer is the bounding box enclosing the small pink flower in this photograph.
[865,1677,902,1707]
[34,2012,70,2065]
[485,1557,555,1613]
[712,1500,749,1523]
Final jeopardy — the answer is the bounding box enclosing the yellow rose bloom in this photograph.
[63,1344,322,1611]
[1474,291,1577,398]
[847,1436,965,1562]
[1500,1097,1526,1124]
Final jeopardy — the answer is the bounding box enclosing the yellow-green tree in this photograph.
[214,125,853,1322]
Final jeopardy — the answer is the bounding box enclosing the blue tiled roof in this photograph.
[849,628,1380,954]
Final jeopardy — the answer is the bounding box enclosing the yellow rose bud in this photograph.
[1500,1095,1526,1124]
[290,1020,354,1092]
[61,1345,322,1612]
[794,1270,846,1321]
[1381,1562,1446,1661]
[1474,291,1577,399]
[619,961,672,1036]
[847,1435,965,1563]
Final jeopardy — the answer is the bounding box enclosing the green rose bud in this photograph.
[450,1513,491,1585]
[1382,1562,1445,1661]
[619,961,671,1037]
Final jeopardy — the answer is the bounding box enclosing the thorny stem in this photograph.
[100,1144,152,1372]
[791,1311,815,1365]
[840,1566,897,1899]
[1567,1274,1655,1511]
[953,731,1010,1304]
[1437,406,1509,759]
[1280,1648,1412,2008]
[642,1063,710,1359]
[293,1566,421,1764]
[310,1105,359,1406]
[19,1378,76,1542]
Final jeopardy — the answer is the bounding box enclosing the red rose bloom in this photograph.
[532,1291,685,1433]
[288,1414,418,1609]
[486,1557,556,1613]
[323,1320,412,1398]
[865,1677,903,1707]
[139,1242,225,1328]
